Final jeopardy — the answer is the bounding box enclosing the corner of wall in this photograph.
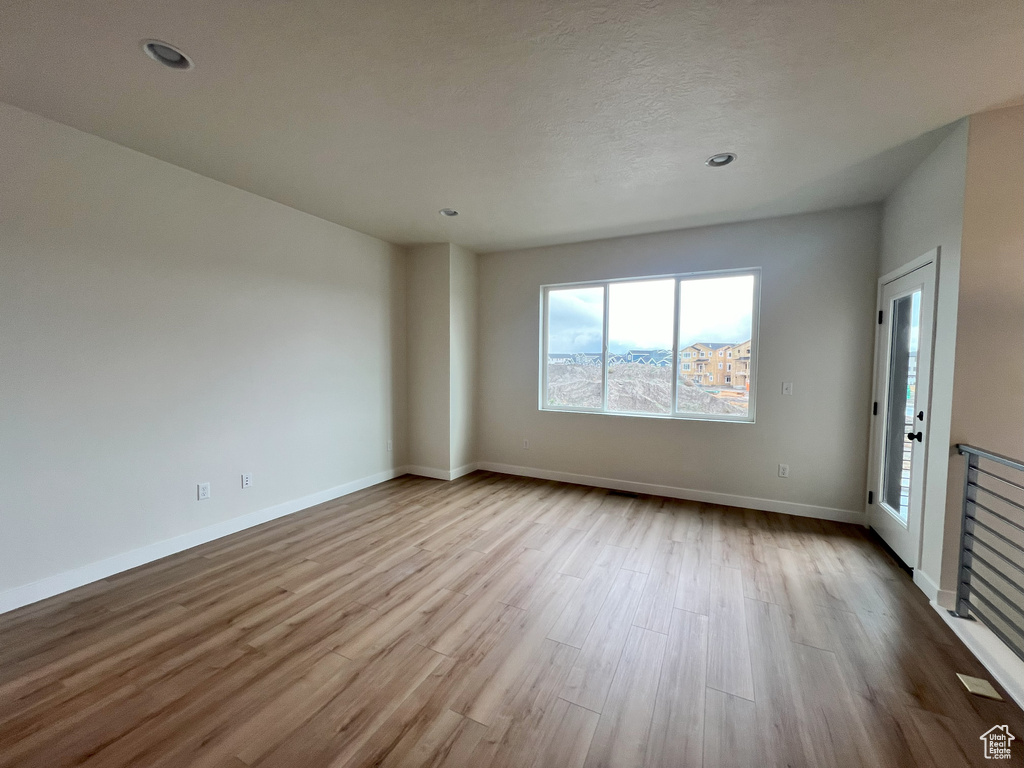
[449,244,480,472]
[0,105,413,598]
[939,104,1024,594]
[879,118,969,593]
[406,245,452,470]
[391,245,411,468]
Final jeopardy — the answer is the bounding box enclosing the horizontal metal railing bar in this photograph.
[967,533,1024,578]
[956,445,1024,664]
[975,465,1024,494]
[965,600,1024,663]
[968,514,1024,552]
[968,497,1024,534]
[963,567,1024,623]
[959,444,1024,472]
[970,482,1024,516]
[968,551,1024,596]
[966,589,1024,645]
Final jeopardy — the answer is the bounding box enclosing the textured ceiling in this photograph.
[0,0,1020,252]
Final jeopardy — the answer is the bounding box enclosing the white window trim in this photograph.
[539,267,760,423]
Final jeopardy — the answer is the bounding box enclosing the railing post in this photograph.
[951,449,978,618]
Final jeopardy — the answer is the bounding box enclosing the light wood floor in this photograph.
[1,472,1021,768]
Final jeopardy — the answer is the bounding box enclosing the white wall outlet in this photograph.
[782,382,794,396]
[241,473,253,489]
[197,482,211,500]
[387,439,393,452]
[778,464,790,478]
[523,438,530,450]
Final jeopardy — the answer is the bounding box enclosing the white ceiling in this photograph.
[0,0,1020,252]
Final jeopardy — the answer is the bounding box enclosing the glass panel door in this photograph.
[869,258,935,569]
[881,290,921,523]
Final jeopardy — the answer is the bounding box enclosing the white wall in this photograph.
[0,102,407,599]
[476,206,881,520]
[449,244,478,473]
[880,120,968,596]
[406,244,452,473]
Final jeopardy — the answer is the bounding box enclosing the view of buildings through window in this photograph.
[544,272,757,420]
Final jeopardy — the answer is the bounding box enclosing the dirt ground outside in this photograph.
[546,363,748,416]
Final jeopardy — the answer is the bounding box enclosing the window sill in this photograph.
[539,406,755,424]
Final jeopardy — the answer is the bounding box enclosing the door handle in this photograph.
[907,431,923,442]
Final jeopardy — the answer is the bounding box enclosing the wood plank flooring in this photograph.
[1,471,1022,767]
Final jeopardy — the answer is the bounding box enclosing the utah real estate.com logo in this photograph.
[980,725,1015,760]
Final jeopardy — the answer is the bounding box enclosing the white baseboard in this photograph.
[475,462,863,525]
[0,466,406,616]
[405,465,452,481]
[933,601,1024,710]
[450,462,479,480]
[0,459,862,615]
[405,463,480,482]
[913,568,956,608]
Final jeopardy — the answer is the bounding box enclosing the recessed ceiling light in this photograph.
[439,208,459,217]
[706,153,737,168]
[142,40,193,71]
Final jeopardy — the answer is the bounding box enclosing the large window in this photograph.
[541,269,759,421]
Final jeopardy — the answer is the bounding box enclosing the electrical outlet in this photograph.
[523,439,530,450]
[387,439,393,452]
[241,473,253,489]
[197,482,211,500]
[782,382,794,396]
[778,464,790,478]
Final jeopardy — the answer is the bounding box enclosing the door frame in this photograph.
[865,248,939,571]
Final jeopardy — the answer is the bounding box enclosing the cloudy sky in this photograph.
[677,275,754,349]
[547,285,603,353]
[547,274,754,354]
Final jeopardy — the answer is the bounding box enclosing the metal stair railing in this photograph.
[951,444,1024,663]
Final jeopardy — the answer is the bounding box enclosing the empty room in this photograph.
[1,0,1023,766]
